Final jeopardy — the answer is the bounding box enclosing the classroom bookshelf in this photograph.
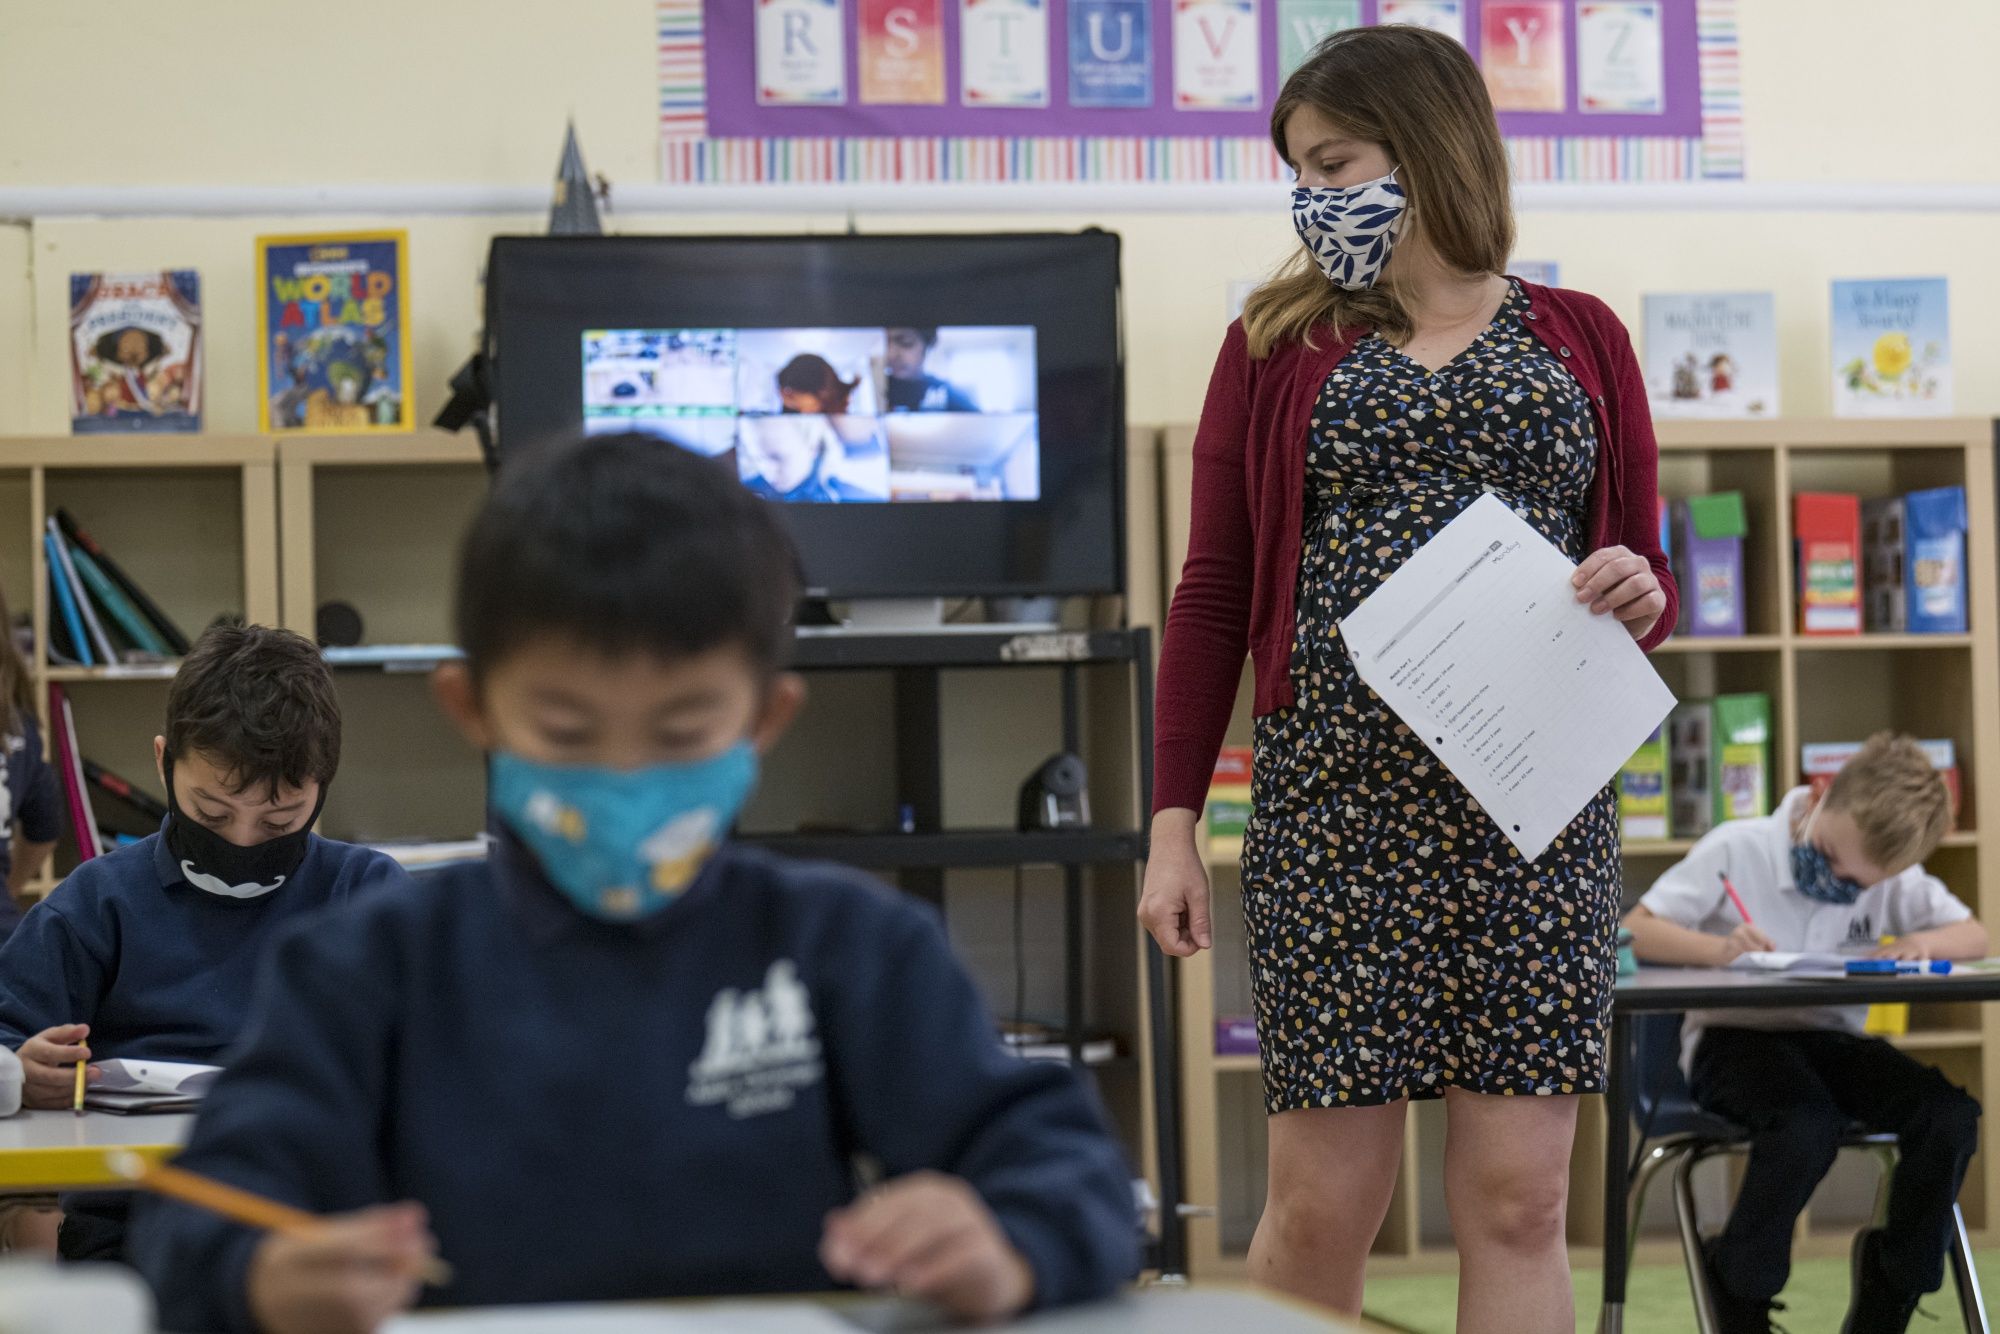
[0,427,1185,1263]
[275,432,490,847]
[0,436,281,891]
[1157,417,2000,1277]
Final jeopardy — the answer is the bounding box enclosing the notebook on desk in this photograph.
[1727,951,1856,973]
[383,1304,856,1332]
[83,1058,219,1115]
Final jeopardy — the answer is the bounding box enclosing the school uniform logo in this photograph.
[686,959,824,1119]
[1846,914,1877,947]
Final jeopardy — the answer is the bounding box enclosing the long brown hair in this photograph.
[0,581,37,737]
[1243,24,1515,358]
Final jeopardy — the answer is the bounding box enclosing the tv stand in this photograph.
[841,598,947,630]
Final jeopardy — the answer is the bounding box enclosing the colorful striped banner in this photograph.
[657,0,1742,184]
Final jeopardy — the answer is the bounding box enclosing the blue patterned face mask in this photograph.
[1291,168,1409,291]
[1791,807,1865,906]
[489,744,758,922]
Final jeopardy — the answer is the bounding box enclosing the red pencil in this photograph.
[1719,872,1754,925]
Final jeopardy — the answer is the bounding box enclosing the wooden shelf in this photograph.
[1653,635,1784,654]
[1793,633,1973,650]
[1622,838,1699,857]
[0,436,274,469]
[1213,1054,1261,1074]
[1890,1029,1985,1053]
[44,662,181,682]
[275,431,483,468]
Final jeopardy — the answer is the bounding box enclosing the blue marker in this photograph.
[1845,959,1952,975]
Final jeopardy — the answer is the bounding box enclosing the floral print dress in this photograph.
[1243,282,1622,1111]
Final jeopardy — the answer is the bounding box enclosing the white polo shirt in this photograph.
[1638,787,1971,1071]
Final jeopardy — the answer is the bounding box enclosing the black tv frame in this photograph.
[485,231,1126,602]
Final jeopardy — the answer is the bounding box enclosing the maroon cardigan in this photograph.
[1153,280,1679,815]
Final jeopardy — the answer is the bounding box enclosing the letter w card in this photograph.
[757,0,847,106]
[1069,0,1152,108]
[860,0,945,104]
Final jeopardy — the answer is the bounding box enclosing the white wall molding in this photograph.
[5,179,2000,221]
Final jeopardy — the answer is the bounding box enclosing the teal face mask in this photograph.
[489,743,758,922]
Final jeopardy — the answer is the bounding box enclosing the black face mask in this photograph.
[162,758,325,899]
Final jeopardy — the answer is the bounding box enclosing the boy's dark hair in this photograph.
[165,624,342,796]
[456,432,801,678]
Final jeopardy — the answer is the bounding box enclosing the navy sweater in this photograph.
[132,837,1138,1332]
[0,828,410,1063]
[0,715,62,943]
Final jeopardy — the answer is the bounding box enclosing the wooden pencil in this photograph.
[106,1152,453,1286]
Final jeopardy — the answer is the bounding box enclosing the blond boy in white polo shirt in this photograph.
[1624,733,1986,1334]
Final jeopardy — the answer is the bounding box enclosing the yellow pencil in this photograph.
[72,1057,85,1117]
[105,1151,453,1287]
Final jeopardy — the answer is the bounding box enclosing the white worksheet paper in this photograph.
[1337,493,1677,862]
[383,1303,855,1332]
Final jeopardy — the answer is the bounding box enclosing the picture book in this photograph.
[1668,702,1714,839]
[1831,277,1950,416]
[1207,746,1253,842]
[1670,694,1771,837]
[1906,486,1968,633]
[1642,292,1777,419]
[1618,724,1668,840]
[1864,488,1967,633]
[256,231,412,434]
[1796,493,1862,635]
[1712,693,1771,825]
[1863,496,1908,632]
[69,270,202,434]
[1669,492,1747,637]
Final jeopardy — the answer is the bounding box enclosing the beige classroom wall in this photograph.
[3,0,2000,428]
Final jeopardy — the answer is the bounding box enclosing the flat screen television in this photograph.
[486,232,1124,602]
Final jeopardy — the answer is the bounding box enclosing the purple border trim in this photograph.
[703,0,1703,142]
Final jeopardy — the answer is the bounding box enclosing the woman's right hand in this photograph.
[1138,809,1214,957]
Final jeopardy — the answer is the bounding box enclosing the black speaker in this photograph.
[315,601,364,648]
[1017,753,1091,831]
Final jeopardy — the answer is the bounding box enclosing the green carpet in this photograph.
[1360,1250,1999,1332]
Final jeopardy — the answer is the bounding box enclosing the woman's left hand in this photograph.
[1572,545,1666,641]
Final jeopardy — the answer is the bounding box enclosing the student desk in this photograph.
[390,1287,1364,1332]
[1600,966,2000,1333]
[0,1110,191,1192]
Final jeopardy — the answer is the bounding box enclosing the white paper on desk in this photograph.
[1337,492,1677,862]
[1730,951,1854,972]
[383,1303,856,1332]
[92,1058,220,1095]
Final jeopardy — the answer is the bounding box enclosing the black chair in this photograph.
[1625,1013,1987,1333]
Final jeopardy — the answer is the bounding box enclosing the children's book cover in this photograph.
[1831,277,1950,416]
[1642,292,1777,419]
[256,231,412,434]
[69,271,202,433]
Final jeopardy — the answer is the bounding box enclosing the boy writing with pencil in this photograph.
[1623,733,1987,1334]
[0,624,410,1261]
[132,434,1138,1332]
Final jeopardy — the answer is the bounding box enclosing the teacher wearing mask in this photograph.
[1139,25,1676,1332]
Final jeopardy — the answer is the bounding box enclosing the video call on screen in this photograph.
[581,325,1040,503]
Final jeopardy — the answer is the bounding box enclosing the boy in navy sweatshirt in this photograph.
[132,432,1138,1333]
[0,623,409,1260]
